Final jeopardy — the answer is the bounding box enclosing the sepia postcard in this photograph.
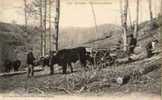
[0,0,161,100]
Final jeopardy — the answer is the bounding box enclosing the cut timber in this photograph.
[116,75,130,85]
[116,56,161,85]
[53,87,72,94]
[0,68,43,77]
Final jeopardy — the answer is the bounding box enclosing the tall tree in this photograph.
[31,0,54,55]
[120,0,123,26]
[24,0,28,31]
[160,0,162,16]
[90,2,97,38]
[121,0,128,52]
[48,0,52,51]
[39,0,44,56]
[133,0,139,39]
[43,0,47,55]
[55,0,60,51]
[148,0,153,21]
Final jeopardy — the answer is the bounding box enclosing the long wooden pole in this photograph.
[0,69,43,77]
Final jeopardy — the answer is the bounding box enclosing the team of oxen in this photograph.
[3,47,95,77]
[3,39,158,77]
[27,47,95,77]
[3,60,21,72]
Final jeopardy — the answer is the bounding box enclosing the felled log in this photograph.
[115,75,130,85]
[53,87,72,94]
[86,82,110,92]
[0,69,43,77]
[29,87,45,94]
[115,56,161,85]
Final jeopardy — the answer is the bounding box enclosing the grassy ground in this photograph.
[0,54,161,97]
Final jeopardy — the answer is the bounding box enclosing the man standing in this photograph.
[127,34,137,61]
[49,50,56,75]
[27,50,35,77]
[146,39,159,58]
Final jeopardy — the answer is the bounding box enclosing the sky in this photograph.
[0,0,161,28]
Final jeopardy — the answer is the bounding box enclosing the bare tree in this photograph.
[120,0,123,26]
[48,0,52,51]
[121,0,128,52]
[148,0,153,21]
[32,0,47,56]
[24,0,28,31]
[160,0,162,16]
[39,0,44,56]
[133,0,139,39]
[90,2,98,38]
[55,0,60,51]
[43,0,47,55]
[30,0,55,55]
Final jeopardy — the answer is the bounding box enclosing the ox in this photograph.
[4,59,21,72]
[49,47,93,74]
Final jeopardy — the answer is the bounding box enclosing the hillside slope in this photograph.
[0,23,123,64]
[82,18,161,50]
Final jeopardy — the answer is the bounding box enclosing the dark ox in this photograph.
[50,47,93,74]
[4,60,21,72]
[12,60,21,71]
